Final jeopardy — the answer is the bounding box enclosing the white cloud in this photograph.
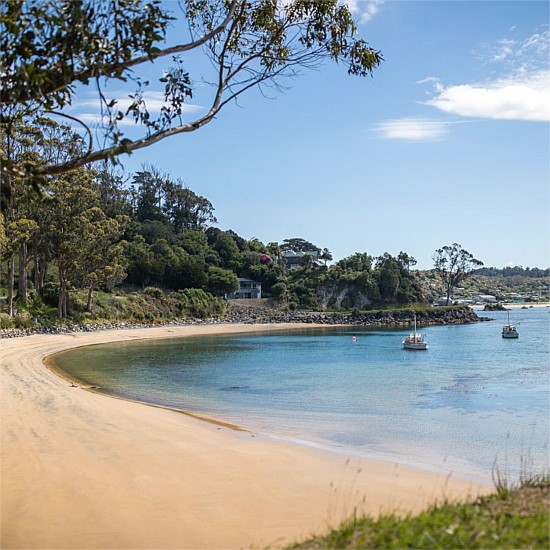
[345,0,384,23]
[424,70,550,122]
[373,118,454,141]
[422,28,550,122]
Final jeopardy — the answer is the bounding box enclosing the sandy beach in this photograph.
[1,323,491,549]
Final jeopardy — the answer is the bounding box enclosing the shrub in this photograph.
[14,315,33,329]
[144,287,164,299]
[0,313,15,329]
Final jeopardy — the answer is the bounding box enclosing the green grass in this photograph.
[290,478,549,549]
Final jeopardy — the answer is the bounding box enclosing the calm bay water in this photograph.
[52,307,549,483]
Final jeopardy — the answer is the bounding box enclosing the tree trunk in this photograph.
[34,254,42,294]
[58,287,68,319]
[58,269,68,318]
[35,256,48,295]
[7,256,15,317]
[446,282,452,305]
[87,285,94,313]
[18,242,28,300]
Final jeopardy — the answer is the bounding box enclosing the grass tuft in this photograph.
[290,476,549,549]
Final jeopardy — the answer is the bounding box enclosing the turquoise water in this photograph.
[52,307,549,483]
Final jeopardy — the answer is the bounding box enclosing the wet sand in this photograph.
[1,323,491,549]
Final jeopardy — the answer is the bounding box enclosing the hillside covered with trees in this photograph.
[1,119,428,326]
[2,121,548,328]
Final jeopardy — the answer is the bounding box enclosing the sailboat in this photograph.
[402,314,428,350]
[502,310,519,338]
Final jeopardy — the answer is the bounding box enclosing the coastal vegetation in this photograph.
[291,476,549,549]
[1,153,548,327]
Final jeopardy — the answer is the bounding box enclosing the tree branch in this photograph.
[0,0,241,106]
[44,110,94,160]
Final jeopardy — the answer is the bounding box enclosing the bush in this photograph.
[14,315,34,329]
[0,313,15,329]
[174,288,225,318]
[144,287,164,299]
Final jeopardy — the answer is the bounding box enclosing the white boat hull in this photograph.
[502,323,519,338]
[403,341,428,350]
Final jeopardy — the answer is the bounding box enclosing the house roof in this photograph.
[281,250,319,258]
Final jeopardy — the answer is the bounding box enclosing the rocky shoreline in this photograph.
[225,304,491,326]
[0,305,491,339]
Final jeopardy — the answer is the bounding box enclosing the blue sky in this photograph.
[74,1,549,269]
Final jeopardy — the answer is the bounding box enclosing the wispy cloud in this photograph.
[71,90,203,127]
[477,28,549,75]
[423,29,550,122]
[345,0,384,23]
[373,117,455,141]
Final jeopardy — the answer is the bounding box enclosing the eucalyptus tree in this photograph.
[1,117,44,311]
[46,170,127,317]
[1,0,382,180]
[433,243,484,305]
[77,219,127,313]
[163,180,217,233]
[132,166,167,223]
[131,166,217,233]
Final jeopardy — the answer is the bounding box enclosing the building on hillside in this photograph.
[281,250,320,269]
[226,278,262,299]
[476,294,497,303]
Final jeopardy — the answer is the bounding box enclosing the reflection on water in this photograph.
[52,307,549,482]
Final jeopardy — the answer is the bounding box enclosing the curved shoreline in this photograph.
[1,322,491,549]
[45,351,248,433]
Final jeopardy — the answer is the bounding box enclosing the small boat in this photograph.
[403,315,428,350]
[502,311,519,338]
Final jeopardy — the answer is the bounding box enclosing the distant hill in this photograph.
[416,268,549,304]
[474,266,549,278]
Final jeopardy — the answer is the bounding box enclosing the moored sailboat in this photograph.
[502,311,519,338]
[403,314,428,350]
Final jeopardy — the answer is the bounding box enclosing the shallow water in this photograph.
[52,307,549,483]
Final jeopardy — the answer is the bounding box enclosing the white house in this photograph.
[227,278,262,299]
[281,250,320,269]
